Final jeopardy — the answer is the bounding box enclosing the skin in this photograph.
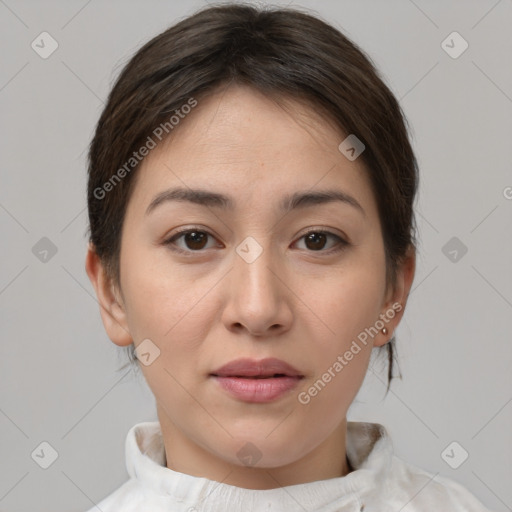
[86,83,415,490]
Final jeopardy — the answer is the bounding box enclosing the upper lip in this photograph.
[210,357,304,378]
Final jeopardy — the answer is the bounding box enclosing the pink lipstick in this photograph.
[210,357,304,403]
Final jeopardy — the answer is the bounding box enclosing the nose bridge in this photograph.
[225,235,290,334]
[234,235,280,303]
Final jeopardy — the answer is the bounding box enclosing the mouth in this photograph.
[209,358,304,403]
[213,373,293,379]
[210,357,304,379]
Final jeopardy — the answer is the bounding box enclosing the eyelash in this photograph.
[163,226,349,256]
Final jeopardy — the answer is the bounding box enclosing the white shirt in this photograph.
[85,421,493,511]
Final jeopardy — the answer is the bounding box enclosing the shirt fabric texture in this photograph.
[85,420,493,512]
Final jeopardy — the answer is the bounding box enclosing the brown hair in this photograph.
[86,3,418,391]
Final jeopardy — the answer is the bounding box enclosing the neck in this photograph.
[157,404,350,490]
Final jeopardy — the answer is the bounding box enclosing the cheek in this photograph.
[298,280,380,421]
[120,243,203,339]
[301,266,384,395]
[315,267,384,342]
[120,258,221,396]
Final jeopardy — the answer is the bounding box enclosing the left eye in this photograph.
[163,229,348,254]
[294,230,348,252]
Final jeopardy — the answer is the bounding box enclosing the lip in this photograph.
[211,357,303,378]
[210,358,304,403]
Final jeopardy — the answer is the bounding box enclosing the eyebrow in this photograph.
[145,187,365,217]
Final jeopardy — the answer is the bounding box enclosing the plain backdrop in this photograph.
[0,0,511,511]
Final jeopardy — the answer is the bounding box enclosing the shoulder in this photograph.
[368,454,494,512]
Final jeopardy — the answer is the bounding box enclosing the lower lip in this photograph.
[211,376,302,403]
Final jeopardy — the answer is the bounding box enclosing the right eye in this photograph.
[163,227,221,254]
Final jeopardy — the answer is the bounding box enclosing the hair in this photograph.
[86,2,419,393]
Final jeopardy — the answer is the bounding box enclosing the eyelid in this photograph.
[296,226,348,242]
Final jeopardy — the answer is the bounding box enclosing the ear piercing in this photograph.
[382,327,388,335]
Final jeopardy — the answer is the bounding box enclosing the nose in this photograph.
[221,239,293,338]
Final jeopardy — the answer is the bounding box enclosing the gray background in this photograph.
[0,0,511,510]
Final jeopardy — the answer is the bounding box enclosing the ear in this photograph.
[373,245,416,347]
[85,242,133,347]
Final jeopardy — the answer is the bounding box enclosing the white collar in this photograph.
[124,420,394,512]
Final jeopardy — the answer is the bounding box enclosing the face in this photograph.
[86,84,414,486]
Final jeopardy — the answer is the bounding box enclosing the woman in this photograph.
[84,3,493,511]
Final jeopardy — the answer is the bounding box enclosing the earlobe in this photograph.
[375,246,416,348]
[85,243,133,347]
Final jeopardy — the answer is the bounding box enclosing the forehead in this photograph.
[128,84,377,219]
[164,85,345,164]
